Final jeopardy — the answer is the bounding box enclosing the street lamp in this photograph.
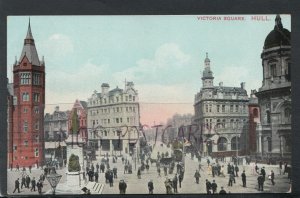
[46,171,62,195]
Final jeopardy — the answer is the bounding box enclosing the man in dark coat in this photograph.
[211,180,217,194]
[37,180,43,194]
[270,170,275,185]
[100,163,105,173]
[13,178,20,193]
[113,167,118,178]
[96,163,99,172]
[25,175,31,188]
[241,170,246,187]
[178,172,183,188]
[257,174,264,191]
[148,179,154,194]
[234,165,239,177]
[172,175,178,193]
[94,171,99,183]
[219,186,227,194]
[194,170,200,184]
[261,167,266,181]
[137,168,141,179]
[109,171,114,187]
[227,163,231,174]
[30,177,36,191]
[119,180,127,194]
[21,176,26,189]
[228,172,234,186]
[206,179,211,194]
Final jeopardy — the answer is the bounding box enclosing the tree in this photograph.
[68,154,81,172]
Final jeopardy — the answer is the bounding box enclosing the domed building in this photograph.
[255,15,291,161]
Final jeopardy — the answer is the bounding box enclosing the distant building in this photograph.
[248,90,260,155]
[44,106,69,163]
[194,53,249,157]
[255,15,291,160]
[8,20,45,167]
[87,82,140,156]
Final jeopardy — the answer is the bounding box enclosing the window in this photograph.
[20,72,31,85]
[35,121,39,130]
[33,73,41,85]
[286,62,291,81]
[222,105,225,113]
[217,105,220,112]
[23,121,28,132]
[133,96,135,101]
[129,95,132,101]
[266,110,271,124]
[13,145,17,152]
[217,119,221,128]
[209,104,212,112]
[206,104,208,113]
[235,105,239,112]
[284,108,291,122]
[34,148,39,157]
[231,137,240,150]
[23,108,28,113]
[218,137,227,151]
[24,140,28,147]
[127,117,130,123]
[120,118,123,123]
[116,97,119,102]
[267,137,272,152]
[33,93,40,102]
[126,107,128,112]
[230,105,233,112]
[222,119,226,128]
[270,64,276,77]
[230,119,234,128]
[22,92,29,101]
[116,118,119,123]
[35,135,39,143]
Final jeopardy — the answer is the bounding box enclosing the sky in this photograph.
[7,15,291,126]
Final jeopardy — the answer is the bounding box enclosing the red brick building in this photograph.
[8,21,45,168]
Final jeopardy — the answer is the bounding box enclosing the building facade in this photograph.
[44,106,68,163]
[194,53,249,157]
[255,15,291,160]
[87,82,140,156]
[248,90,260,155]
[68,100,88,141]
[8,21,45,167]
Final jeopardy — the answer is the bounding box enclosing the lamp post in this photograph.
[46,171,62,195]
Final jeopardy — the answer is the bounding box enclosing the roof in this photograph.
[264,15,290,49]
[80,101,88,109]
[109,87,123,95]
[19,20,41,66]
[212,86,247,95]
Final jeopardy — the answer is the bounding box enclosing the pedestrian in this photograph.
[16,163,19,171]
[270,170,275,185]
[207,158,210,166]
[26,175,31,188]
[227,163,231,174]
[96,163,99,172]
[261,167,266,181]
[157,167,161,177]
[164,178,173,194]
[219,186,227,194]
[113,167,118,178]
[31,177,36,191]
[257,174,264,191]
[220,165,225,177]
[109,171,114,187]
[137,167,141,179]
[235,165,239,177]
[122,156,125,164]
[13,178,20,193]
[124,164,128,174]
[29,165,32,173]
[255,163,259,174]
[148,179,154,194]
[164,166,168,176]
[212,164,215,177]
[146,164,150,172]
[211,180,217,194]
[228,173,234,186]
[94,171,99,183]
[279,161,282,175]
[205,179,211,194]
[100,163,105,173]
[21,176,26,189]
[194,170,200,184]
[37,180,43,194]
[284,162,288,175]
[119,179,127,194]
[172,174,178,193]
[241,170,246,187]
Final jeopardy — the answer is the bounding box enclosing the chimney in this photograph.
[101,83,110,94]
[219,82,223,87]
[241,82,245,89]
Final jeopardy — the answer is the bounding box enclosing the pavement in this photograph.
[7,151,291,195]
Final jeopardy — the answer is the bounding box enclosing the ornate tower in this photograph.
[9,20,45,167]
[202,53,214,88]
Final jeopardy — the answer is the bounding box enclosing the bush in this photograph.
[68,154,81,172]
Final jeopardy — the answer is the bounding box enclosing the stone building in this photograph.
[255,15,291,160]
[44,106,68,163]
[87,82,140,156]
[8,20,45,167]
[248,91,260,155]
[194,53,249,157]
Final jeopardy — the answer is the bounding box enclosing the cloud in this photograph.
[46,60,108,101]
[40,34,74,57]
[113,43,191,85]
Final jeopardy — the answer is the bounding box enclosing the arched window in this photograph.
[217,137,227,151]
[284,108,291,122]
[222,119,226,128]
[231,136,240,150]
[230,119,234,128]
[253,108,258,118]
[217,119,221,128]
